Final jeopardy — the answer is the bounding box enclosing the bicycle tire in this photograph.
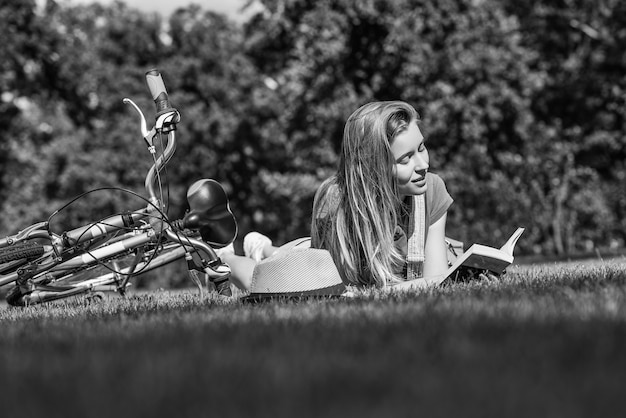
[0,242,45,264]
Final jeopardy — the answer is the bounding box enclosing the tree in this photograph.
[2,0,625,262]
[0,1,167,233]
[503,0,626,252]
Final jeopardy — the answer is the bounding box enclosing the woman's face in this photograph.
[390,121,429,196]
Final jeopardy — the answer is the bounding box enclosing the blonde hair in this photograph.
[311,101,419,287]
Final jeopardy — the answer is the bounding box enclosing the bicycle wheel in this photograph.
[0,241,45,264]
[0,241,47,277]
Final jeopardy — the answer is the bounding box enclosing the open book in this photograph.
[444,227,525,282]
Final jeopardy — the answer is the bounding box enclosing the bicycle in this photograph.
[0,69,237,306]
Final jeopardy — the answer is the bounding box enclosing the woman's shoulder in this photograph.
[426,172,453,197]
[426,172,447,188]
[426,172,453,223]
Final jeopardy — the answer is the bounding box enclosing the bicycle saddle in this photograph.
[182,179,238,248]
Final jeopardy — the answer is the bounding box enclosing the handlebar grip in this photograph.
[145,69,174,115]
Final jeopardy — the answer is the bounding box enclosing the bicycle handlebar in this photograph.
[145,131,177,204]
[145,69,174,115]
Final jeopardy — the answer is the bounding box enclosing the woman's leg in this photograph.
[244,232,277,261]
[219,252,256,291]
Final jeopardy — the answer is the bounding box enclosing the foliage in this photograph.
[0,0,625,268]
[501,0,626,253]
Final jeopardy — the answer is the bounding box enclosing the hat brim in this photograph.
[241,283,347,304]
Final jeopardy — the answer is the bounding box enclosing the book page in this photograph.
[499,227,525,257]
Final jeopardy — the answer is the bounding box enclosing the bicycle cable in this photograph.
[154,130,171,216]
[41,127,203,282]
[45,186,184,277]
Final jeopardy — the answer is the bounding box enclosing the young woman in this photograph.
[311,100,453,288]
[219,100,452,291]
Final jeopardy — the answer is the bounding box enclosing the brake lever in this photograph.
[123,98,157,150]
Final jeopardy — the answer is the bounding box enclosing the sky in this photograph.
[50,0,260,21]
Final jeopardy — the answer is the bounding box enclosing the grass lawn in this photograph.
[1,258,626,417]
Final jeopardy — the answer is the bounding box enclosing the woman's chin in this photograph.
[399,183,427,196]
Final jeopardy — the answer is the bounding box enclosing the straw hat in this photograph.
[242,240,346,302]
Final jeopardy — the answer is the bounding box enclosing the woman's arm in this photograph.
[423,212,449,278]
[386,213,450,292]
